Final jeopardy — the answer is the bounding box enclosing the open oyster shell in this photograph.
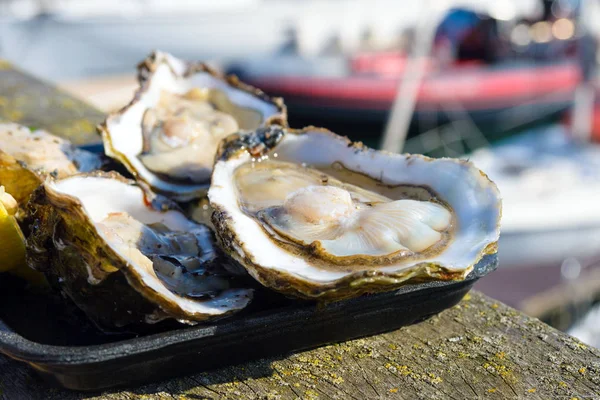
[25,171,252,328]
[101,51,287,201]
[209,126,501,300]
[0,122,101,204]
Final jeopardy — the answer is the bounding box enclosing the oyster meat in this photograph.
[0,122,101,203]
[26,172,252,328]
[209,127,501,300]
[102,51,287,201]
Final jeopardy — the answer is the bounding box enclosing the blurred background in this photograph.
[1,0,599,346]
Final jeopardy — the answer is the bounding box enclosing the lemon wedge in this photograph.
[0,185,26,272]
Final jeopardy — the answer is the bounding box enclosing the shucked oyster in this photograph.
[101,51,287,201]
[0,123,101,204]
[209,127,501,300]
[26,172,252,328]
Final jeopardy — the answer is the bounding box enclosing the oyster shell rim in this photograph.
[99,51,288,201]
[209,126,502,300]
[0,122,103,204]
[26,170,253,325]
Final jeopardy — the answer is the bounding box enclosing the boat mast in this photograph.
[380,1,446,153]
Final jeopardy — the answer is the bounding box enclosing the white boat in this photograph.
[469,125,600,269]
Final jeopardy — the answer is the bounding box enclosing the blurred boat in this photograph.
[228,4,580,132]
[231,55,579,126]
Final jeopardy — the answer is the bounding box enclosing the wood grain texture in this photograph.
[1,61,599,400]
[1,292,598,399]
[0,61,103,145]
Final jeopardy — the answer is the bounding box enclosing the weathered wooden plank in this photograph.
[0,292,598,399]
[1,60,599,400]
[0,60,103,145]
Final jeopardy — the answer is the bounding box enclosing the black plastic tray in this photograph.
[0,255,496,391]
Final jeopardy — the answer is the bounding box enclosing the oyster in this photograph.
[209,127,501,300]
[26,172,252,328]
[0,123,101,204]
[101,51,287,201]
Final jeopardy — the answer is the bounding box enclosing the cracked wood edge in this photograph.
[1,291,598,400]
